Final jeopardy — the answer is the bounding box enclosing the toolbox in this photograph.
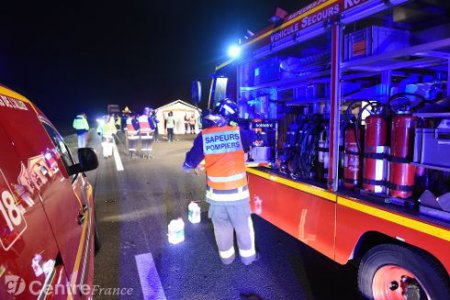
[414,126,450,169]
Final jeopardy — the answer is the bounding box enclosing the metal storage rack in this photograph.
[221,0,450,195]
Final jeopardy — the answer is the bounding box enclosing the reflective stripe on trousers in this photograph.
[219,246,235,260]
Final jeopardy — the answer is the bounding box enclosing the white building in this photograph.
[156,100,201,135]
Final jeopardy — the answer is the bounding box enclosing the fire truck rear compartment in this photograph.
[221,2,450,221]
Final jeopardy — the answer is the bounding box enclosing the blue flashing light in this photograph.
[228,45,241,58]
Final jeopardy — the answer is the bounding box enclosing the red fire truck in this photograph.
[202,0,450,298]
[0,85,99,299]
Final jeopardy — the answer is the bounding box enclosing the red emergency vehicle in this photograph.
[0,85,99,299]
[205,0,450,298]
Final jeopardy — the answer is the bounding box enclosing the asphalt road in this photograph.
[82,132,361,300]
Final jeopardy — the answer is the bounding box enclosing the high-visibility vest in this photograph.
[102,120,117,137]
[126,118,138,136]
[73,115,89,130]
[202,126,247,191]
[138,115,152,134]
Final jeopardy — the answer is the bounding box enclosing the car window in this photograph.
[41,122,77,181]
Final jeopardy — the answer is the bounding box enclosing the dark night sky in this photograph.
[0,0,302,128]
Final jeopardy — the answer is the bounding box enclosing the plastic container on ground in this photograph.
[188,202,201,224]
[168,218,185,244]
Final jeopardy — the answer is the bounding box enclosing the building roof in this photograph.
[156,99,201,111]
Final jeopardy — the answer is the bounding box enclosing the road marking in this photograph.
[112,138,124,171]
[135,253,167,300]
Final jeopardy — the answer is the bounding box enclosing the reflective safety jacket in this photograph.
[72,115,89,134]
[202,126,247,190]
[184,126,255,204]
[138,115,152,135]
[99,119,117,137]
[126,117,139,136]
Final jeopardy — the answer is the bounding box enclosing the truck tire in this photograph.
[357,244,450,300]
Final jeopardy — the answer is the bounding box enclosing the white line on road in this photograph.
[112,138,124,171]
[135,253,167,300]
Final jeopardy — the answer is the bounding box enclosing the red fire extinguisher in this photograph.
[388,113,417,198]
[363,113,388,194]
[343,125,362,189]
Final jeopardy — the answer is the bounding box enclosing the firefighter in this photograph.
[72,113,90,148]
[138,109,154,158]
[143,107,157,131]
[183,99,258,265]
[144,107,160,142]
[126,113,139,157]
[150,109,160,142]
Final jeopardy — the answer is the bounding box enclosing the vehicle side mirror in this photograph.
[78,148,99,171]
[191,80,202,106]
[68,148,99,175]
